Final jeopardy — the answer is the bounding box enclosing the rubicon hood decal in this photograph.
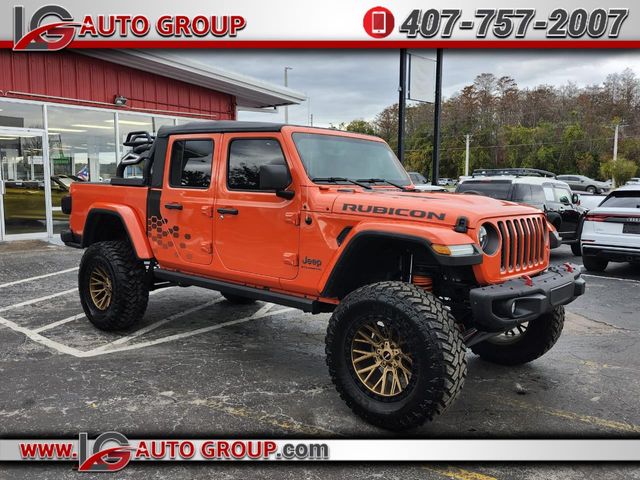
[342,203,446,221]
[332,190,542,225]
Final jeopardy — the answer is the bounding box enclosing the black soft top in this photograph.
[157,121,285,138]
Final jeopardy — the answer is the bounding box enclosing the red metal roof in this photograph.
[0,50,235,120]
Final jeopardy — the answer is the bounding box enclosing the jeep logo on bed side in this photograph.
[342,203,446,221]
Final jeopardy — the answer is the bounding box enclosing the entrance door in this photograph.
[0,129,49,240]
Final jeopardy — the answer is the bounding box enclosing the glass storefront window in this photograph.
[0,98,213,239]
[0,100,44,129]
[153,116,176,132]
[47,107,116,182]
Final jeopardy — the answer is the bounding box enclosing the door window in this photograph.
[169,139,214,188]
[227,139,288,191]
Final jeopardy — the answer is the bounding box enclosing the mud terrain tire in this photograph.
[79,240,148,331]
[325,281,467,431]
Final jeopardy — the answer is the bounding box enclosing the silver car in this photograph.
[556,175,609,194]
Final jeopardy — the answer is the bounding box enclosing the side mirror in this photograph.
[571,193,580,205]
[259,164,294,199]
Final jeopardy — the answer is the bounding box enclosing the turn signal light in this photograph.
[432,244,475,256]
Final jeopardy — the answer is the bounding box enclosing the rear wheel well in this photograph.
[83,211,130,247]
[322,234,441,299]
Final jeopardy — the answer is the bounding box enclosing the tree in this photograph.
[340,68,640,179]
[600,157,638,186]
[345,119,375,135]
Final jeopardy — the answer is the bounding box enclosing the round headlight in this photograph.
[478,225,488,250]
[477,223,499,255]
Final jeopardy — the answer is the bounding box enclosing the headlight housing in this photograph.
[477,223,499,255]
[478,225,488,250]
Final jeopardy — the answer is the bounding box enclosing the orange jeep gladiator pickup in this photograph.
[61,122,585,430]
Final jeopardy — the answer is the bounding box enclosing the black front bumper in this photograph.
[469,264,586,332]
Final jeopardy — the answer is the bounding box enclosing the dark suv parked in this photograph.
[457,169,585,255]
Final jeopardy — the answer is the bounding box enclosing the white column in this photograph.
[42,104,54,238]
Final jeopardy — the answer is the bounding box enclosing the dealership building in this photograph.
[0,50,305,241]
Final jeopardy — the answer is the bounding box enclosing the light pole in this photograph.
[284,66,293,123]
[464,134,471,177]
[611,122,628,188]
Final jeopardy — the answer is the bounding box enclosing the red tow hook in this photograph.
[564,262,574,273]
[522,274,533,287]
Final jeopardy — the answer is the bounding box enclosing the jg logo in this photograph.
[13,5,80,51]
[78,432,133,472]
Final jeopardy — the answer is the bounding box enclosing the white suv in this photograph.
[580,185,640,271]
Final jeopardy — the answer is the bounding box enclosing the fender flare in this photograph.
[319,222,482,297]
[83,203,153,259]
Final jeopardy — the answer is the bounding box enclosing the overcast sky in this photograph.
[184,50,640,127]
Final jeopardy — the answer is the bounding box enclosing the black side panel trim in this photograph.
[336,226,353,246]
[154,269,328,314]
[151,137,168,188]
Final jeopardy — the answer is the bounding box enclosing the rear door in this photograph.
[150,134,219,269]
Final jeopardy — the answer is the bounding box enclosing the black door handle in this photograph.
[165,202,183,210]
[217,207,239,215]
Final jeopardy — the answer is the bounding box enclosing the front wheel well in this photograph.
[321,233,442,299]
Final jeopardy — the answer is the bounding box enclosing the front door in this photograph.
[543,182,579,238]
[0,129,49,240]
[214,134,300,280]
[150,134,218,269]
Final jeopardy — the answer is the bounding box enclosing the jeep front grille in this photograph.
[495,217,546,272]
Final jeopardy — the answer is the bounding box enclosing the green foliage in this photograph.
[360,70,640,180]
[345,119,375,135]
[600,158,638,186]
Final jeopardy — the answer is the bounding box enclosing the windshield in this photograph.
[599,191,640,208]
[292,133,411,186]
[456,180,512,199]
[409,172,427,184]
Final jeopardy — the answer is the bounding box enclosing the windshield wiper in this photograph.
[356,178,411,192]
[311,177,372,189]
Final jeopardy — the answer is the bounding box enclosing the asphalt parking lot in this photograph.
[0,240,639,479]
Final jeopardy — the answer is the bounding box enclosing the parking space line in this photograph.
[0,315,86,357]
[424,466,498,480]
[81,306,296,357]
[31,287,171,334]
[0,288,77,313]
[187,396,341,436]
[87,297,224,353]
[0,267,79,289]
[32,313,85,334]
[582,274,640,285]
[497,396,640,433]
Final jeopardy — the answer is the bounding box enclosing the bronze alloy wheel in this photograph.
[89,265,113,311]
[489,322,529,345]
[351,320,413,397]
